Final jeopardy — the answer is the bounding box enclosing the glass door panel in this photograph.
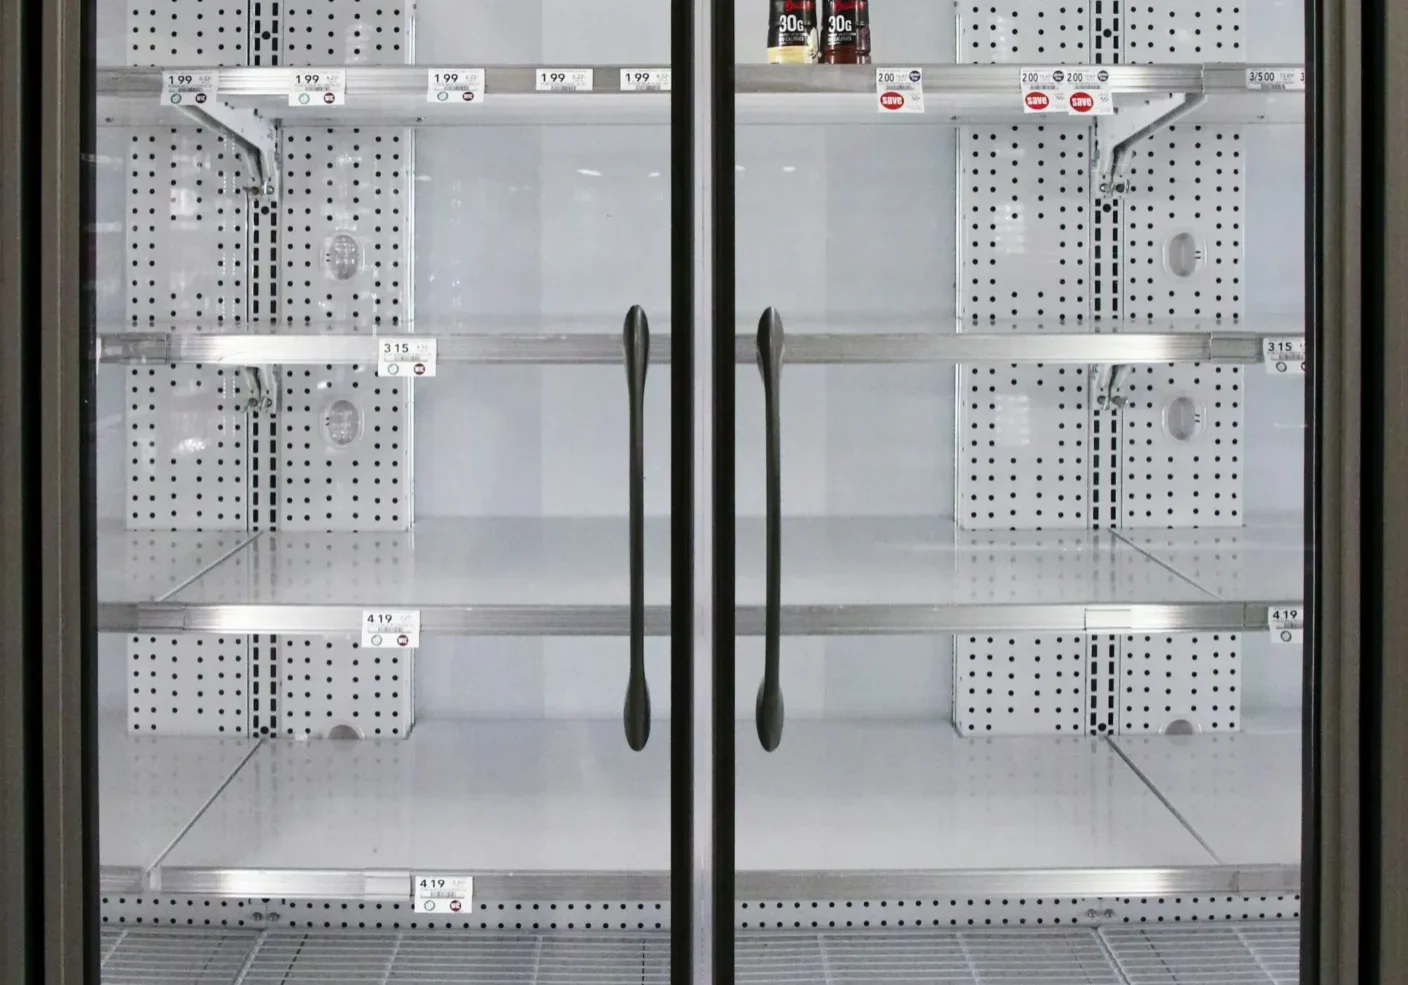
[92,0,686,978]
[731,0,1306,980]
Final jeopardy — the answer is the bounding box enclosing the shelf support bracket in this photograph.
[1093,362,1131,409]
[1094,92,1207,197]
[178,101,281,200]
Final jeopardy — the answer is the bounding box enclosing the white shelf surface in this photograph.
[1113,730,1301,867]
[1116,517,1304,604]
[99,714,259,890]
[97,523,255,604]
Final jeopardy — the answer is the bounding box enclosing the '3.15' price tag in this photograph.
[363,610,421,649]
[1264,337,1305,375]
[378,338,437,378]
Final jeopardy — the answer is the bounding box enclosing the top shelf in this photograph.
[96,63,1305,128]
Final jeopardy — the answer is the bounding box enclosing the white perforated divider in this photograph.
[958,0,1090,61]
[1125,0,1244,60]
[281,0,411,65]
[127,0,247,65]
[1120,364,1243,527]
[1118,633,1241,734]
[279,637,413,738]
[954,634,1088,735]
[127,635,249,735]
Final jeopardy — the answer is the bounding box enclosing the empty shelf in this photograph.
[1116,518,1305,604]
[99,715,259,891]
[1101,922,1300,985]
[97,524,255,605]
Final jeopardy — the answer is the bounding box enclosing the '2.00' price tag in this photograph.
[378,338,437,378]
[414,875,473,914]
[876,68,924,114]
[161,70,218,106]
[289,69,346,106]
[1269,605,1303,645]
[1020,67,1113,115]
[363,610,421,649]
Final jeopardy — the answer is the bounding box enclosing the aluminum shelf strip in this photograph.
[97,317,1304,367]
[99,714,261,893]
[146,719,1296,902]
[101,928,261,985]
[95,64,1304,127]
[1101,922,1300,985]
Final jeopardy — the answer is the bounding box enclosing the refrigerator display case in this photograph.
[0,0,1392,981]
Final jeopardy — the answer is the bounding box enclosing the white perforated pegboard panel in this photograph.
[281,0,411,65]
[1118,633,1241,733]
[958,0,1089,63]
[738,897,1100,930]
[277,366,410,530]
[954,634,1088,735]
[1122,127,1244,321]
[279,636,412,738]
[1124,0,1243,61]
[1120,364,1242,527]
[126,0,248,66]
[958,365,1087,529]
[128,635,250,735]
[1108,894,1299,923]
[280,128,409,327]
[126,366,248,530]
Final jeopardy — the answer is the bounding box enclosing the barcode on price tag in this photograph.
[876,68,924,113]
[1020,66,1113,115]
[620,68,671,92]
[362,610,421,649]
[378,338,437,378]
[289,69,346,106]
[1264,337,1306,375]
[1269,605,1304,645]
[427,68,485,104]
[536,69,594,92]
[414,875,473,914]
[161,70,219,107]
[1246,68,1306,91]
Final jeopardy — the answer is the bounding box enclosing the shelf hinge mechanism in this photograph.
[178,101,282,199]
[1094,93,1207,197]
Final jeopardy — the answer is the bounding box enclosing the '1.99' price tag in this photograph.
[414,875,473,914]
[378,338,437,378]
[363,610,421,649]
[1269,605,1304,645]
[427,68,485,104]
[161,70,218,107]
[876,68,924,113]
[289,69,346,106]
[620,68,672,92]
[1264,337,1306,375]
[536,69,594,92]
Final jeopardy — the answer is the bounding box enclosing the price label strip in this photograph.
[620,68,672,92]
[1246,68,1306,92]
[362,610,421,649]
[427,68,485,104]
[289,69,346,107]
[1021,67,1113,115]
[1264,337,1306,376]
[378,338,437,378]
[876,68,924,114]
[536,68,594,92]
[414,875,473,914]
[161,70,219,107]
[1269,605,1304,645]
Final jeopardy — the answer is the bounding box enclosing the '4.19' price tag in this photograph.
[1269,605,1303,645]
[414,875,473,914]
[536,69,594,92]
[620,68,671,92]
[427,68,485,104]
[1264,337,1306,375]
[161,70,218,107]
[378,338,437,378]
[289,69,345,106]
[363,610,421,649]
[876,68,924,114]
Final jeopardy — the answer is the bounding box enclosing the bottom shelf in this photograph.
[100,923,1300,985]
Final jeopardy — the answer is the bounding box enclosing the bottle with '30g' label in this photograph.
[822,0,871,63]
[768,0,819,64]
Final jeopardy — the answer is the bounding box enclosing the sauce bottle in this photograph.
[768,0,819,64]
[821,0,871,64]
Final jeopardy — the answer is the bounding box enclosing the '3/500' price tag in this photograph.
[363,610,421,649]
[378,338,437,377]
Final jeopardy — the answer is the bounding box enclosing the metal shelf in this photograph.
[97,317,1305,368]
[95,518,1291,637]
[95,63,1304,127]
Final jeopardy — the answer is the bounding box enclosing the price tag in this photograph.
[620,68,672,92]
[1021,67,1113,115]
[414,875,473,914]
[161,70,219,107]
[378,338,437,378]
[1246,68,1306,92]
[536,69,594,92]
[876,67,924,113]
[362,610,421,649]
[1269,605,1304,645]
[426,68,485,104]
[1264,337,1306,375]
[289,69,346,107]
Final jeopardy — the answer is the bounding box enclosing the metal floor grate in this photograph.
[101,927,261,985]
[1101,922,1300,985]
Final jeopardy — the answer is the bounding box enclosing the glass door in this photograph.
[726,0,1312,980]
[87,0,692,979]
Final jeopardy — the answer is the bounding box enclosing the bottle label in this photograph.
[769,0,819,63]
[823,0,870,54]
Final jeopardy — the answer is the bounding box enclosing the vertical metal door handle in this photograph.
[755,308,785,752]
[623,306,652,751]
